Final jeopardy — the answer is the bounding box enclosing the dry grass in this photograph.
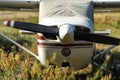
[0,11,120,79]
[94,13,120,25]
[0,10,38,21]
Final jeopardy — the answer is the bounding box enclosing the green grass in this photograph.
[0,10,120,79]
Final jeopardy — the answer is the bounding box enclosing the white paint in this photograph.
[59,24,74,43]
[10,21,15,27]
[39,17,94,32]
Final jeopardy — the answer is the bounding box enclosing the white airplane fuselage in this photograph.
[37,17,94,70]
[37,0,94,70]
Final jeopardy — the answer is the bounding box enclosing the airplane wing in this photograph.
[93,0,120,8]
[0,0,39,9]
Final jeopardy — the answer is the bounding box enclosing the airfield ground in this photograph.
[0,10,120,79]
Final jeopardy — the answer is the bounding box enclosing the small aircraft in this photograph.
[0,0,120,70]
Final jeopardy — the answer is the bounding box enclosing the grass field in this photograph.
[0,10,120,80]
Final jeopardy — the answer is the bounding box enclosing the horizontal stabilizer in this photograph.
[93,0,120,8]
[0,0,39,9]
